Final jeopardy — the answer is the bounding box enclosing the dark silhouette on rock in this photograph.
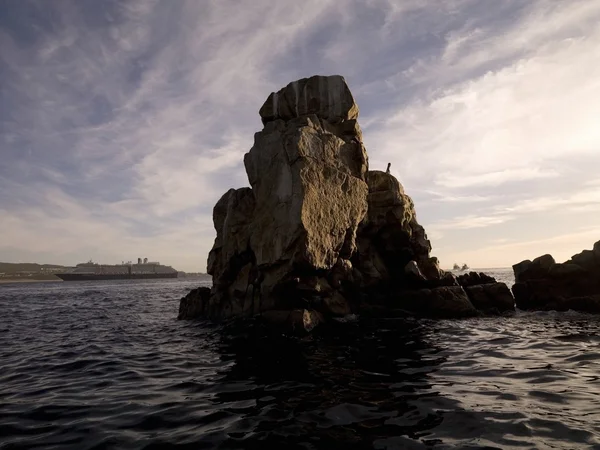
[178,75,514,330]
[386,162,391,174]
[512,240,600,313]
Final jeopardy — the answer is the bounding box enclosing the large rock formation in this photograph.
[512,241,600,313]
[179,75,514,329]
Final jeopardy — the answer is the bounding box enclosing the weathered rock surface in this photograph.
[245,115,368,272]
[353,170,433,289]
[259,75,359,125]
[179,74,513,329]
[178,287,211,320]
[512,240,600,313]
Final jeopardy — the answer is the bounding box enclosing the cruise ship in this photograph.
[56,258,178,281]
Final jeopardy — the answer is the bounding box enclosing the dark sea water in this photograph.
[1,270,600,449]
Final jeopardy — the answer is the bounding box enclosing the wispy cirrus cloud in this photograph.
[1,0,599,270]
[435,168,560,189]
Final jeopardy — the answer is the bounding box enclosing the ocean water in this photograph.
[1,271,600,449]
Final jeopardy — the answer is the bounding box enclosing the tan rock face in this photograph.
[244,116,368,269]
[201,75,369,324]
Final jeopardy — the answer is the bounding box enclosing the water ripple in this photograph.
[1,272,600,449]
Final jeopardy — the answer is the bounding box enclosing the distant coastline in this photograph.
[0,262,210,284]
[0,278,63,284]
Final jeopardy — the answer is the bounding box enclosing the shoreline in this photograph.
[0,279,63,284]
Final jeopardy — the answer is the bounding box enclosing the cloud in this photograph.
[365,1,600,191]
[0,0,342,269]
[422,191,492,203]
[435,168,560,189]
[429,214,515,232]
[497,186,600,214]
[1,0,599,270]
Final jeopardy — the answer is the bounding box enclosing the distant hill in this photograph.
[0,262,67,273]
[0,262,69,281]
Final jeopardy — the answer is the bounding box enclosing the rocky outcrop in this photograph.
[193,75,368,324]
[512,241,600,312]
[456,271,496,287]
[178,287,211,320]
[179,75,514,328]
[353,170,434,288]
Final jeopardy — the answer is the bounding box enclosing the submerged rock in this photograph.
[179,74,513,330]
[512,240,600,313]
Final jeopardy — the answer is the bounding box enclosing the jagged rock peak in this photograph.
[259,75,359,125]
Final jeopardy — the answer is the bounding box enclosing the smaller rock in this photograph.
[512,260,532,283]
[534,254,556,270]
[457,271,497,287]
[570,250,598,270]
[405,260,426,282]
[594,240,600,258]
[464,283,515,313]
[439,271,460,287]
[513,254,555,282]
[178,287,211,320]
[419,257,444,280]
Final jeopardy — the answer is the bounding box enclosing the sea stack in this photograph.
[179,75,514,330]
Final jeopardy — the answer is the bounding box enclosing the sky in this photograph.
[1,0,599,272]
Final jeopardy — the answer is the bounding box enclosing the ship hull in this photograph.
[56,273,178,281]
